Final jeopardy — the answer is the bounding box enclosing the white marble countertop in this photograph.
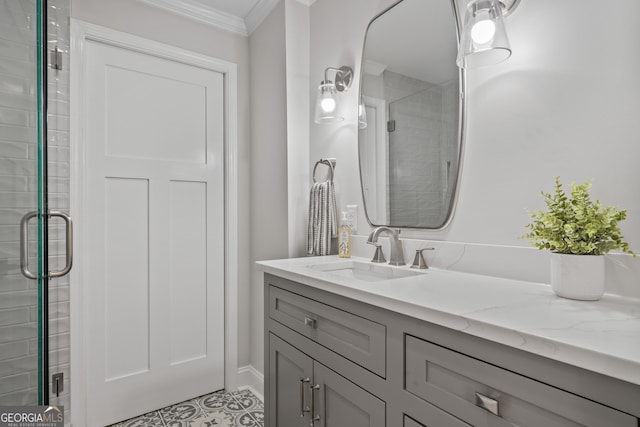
[256,255,640,386]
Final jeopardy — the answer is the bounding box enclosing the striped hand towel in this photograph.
[307,180,337,256]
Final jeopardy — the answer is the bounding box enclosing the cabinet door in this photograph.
[313,361,385,427]
[268,334,314,427]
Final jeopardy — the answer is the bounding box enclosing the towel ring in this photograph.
[313,158,336,183]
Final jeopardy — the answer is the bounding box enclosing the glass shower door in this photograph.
[0,0,47,405]
[0,0,71,406]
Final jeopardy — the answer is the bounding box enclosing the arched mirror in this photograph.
[358,0,465,229]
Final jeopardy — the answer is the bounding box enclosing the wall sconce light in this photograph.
[314,66,353,124]
[358,98,367,129]
[456,0,521,69]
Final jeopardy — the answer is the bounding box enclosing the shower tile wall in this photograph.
[0,0,40,407]
[0,0,71,420]
[441,79,459,216]
[383,70,457,227]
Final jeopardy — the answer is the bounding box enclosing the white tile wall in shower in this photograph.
[0,0,40,407]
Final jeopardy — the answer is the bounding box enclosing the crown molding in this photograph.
[138,0,249,36]
[245,0,315,35]
[244,0,280,35]
[139,0,312,36]
[364,59,387,77]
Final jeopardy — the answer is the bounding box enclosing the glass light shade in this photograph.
[314,81,343,123]
[358,99,367,129]
[456,0,511,69]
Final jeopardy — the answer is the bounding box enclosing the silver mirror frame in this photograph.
[357,0,468,230]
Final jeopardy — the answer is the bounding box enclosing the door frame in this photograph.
[69,19,239,426]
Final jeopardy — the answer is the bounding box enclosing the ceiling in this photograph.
[138,0,315,36]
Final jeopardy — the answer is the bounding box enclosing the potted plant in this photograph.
[523,177,636,300]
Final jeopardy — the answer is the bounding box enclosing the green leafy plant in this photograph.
[523,177,636,257]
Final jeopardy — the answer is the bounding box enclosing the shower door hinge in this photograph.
[387,120,396,132]
[50,48,63,71]
[52,372,63,396]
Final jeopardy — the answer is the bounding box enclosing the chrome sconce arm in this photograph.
[323,66,353,92]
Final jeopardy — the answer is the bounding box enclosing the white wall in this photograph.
[308,0,640,283]
[449,0,640,247]
[285,0,311,258]
[309,1,383,222]
[248,0,313,377]
[248,1,289,375]
[71,0,254,368]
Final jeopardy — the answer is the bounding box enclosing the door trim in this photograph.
[69,19,239,426]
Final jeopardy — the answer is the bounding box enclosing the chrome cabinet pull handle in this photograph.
[47,210,73,278]
[20,211,39,279]
[299,378,310,417]
[304,317,317,328]
[310,384,321,426]
[475,392,499,416]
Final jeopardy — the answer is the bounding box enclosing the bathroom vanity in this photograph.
[258,256,640,427]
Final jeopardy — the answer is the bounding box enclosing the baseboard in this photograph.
[237,365,264,401]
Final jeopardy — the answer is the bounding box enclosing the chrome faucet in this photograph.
[367,226,405,266]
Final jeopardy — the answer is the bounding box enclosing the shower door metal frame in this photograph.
[38,0,50,404]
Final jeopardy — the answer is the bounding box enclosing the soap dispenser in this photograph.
[338,212,351,258]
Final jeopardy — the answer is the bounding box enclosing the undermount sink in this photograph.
[307,260,425,282]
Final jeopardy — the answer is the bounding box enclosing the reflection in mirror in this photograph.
[358,0,464,229]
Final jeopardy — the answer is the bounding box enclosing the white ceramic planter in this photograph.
[550,253,605,301]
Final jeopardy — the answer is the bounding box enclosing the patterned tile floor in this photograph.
[109,389,264,427]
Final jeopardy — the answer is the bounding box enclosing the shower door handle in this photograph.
[20,210,73,280]
[20,211,39,279]
[48,211,73,278]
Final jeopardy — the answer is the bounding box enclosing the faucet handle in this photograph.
[367,242,387,263]
[411,248,434,269]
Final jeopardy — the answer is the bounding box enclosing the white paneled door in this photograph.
[82,38,225,426]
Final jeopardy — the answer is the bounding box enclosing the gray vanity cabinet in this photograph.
[268,333,385,427]
[264,273,640,427]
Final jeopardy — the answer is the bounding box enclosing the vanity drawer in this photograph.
[405,335,636,427]
[268,285,386,377]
